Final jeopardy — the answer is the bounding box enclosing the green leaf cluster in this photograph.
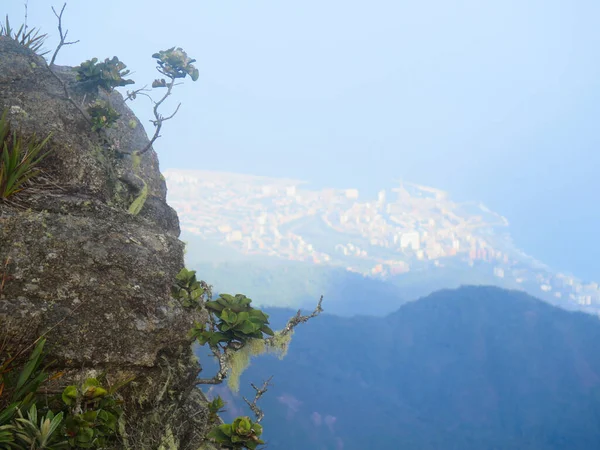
[207,396,226,424]
[207,416,264,450]
[60,378,123,448]
[152,47,199,81]
[75,57,135,92]
[172,268,206,307]
[12,404,67,449]
[193,294,274,347]
[1,16,49,56]
[86,100,121,132]
[1,337,131,449]
[0,338,54,447]
[0,108,52,199]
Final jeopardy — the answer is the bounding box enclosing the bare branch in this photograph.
[49,3,79,66]
[23,0,28,35]
[195,307,241,386]
[195,345,230,386]
[124,85,153,103]
[135,78,181,156]
[267,295,324,343]
[243,377,273,423]
[41,3,89,125]
[46,66,90,125]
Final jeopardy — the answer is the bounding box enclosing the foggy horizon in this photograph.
[4,0,599,281]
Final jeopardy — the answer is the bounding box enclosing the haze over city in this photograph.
[5,0,600,283]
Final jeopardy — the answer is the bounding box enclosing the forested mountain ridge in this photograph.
[205,286,600,449]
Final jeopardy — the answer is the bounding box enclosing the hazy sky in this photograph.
[4,0,600,281]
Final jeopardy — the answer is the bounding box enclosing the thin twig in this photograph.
[195,345,230,386]
[46,68,91,125]
[23,0,28,36]
[266,295,324,343]
[43,3,90,125]
[135,79,180,156]
[49,3,79,66]
[243,377,273,423]
[124,85,152,103]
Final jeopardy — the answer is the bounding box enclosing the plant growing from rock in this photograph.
[206,395,226,425]
[206,378,271,449]
[0,337,57,447]
[174,266,324,391]
[208,416,264,450]
[87,100,121,132]
[172,267,211,308]
[1,15,49,57]
[0,108,52,200]
[12,404,67,449]
[75,57,135,92]
[192,294,275,348]
[61,378,125,448]
[134,47,200,156]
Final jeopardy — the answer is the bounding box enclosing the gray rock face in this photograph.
[0,36,214,448]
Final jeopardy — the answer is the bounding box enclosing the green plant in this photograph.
[207,396,226,425]
[86,100,121,132]
[1,15,49,56]
[207,416,264,450]
[0,338,53,447]
[127,178,147,216]
[75,57,135,92]
[13,404,67,449]
[172,268,207,308]
[0,338,50,411]
[192,294,275,347]
[0,108,52,199]
[61,378,124,448]
[152,47,199,82]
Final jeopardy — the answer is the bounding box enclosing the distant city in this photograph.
[164,169,600,316]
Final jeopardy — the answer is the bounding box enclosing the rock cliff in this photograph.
[0,36,215,448]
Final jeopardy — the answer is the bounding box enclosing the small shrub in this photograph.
[192,294,274,348]
[87,100,121,131]
[172,267,207,308]
[152,47,199,81]
[75,57,135,92]
[61,378,125,448]
[207,396,226,425]
[0,108,52,199]
[207,416,264,450]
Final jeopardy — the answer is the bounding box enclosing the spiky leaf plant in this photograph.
[1,16,49,56]
[13,405,67,449]
[0,108,52,199]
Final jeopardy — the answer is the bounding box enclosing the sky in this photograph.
[4,0,600,281]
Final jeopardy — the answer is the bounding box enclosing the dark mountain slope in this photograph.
[209,286,600,449]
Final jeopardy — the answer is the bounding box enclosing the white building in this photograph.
[400,232,420,250]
